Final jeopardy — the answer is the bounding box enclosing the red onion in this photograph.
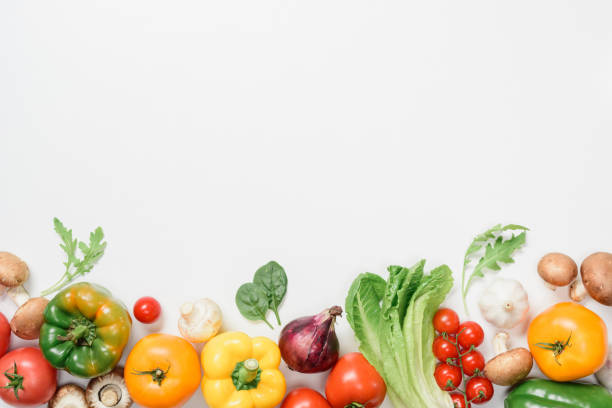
[279,306,342,373]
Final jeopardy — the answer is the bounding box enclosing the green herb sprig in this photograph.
[41,218,107,297]
[461,223,528,313]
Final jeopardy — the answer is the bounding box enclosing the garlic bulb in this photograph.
[478,278,529,329]
[178,298,222,342]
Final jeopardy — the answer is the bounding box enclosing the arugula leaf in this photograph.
[461,224,528,313]
[41,218,107,296]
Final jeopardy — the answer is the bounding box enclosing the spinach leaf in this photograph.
[235,282,273,329]
[253,261,287,325]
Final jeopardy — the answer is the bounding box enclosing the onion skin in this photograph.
[279,306,342,373]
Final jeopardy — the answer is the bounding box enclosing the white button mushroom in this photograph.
[478,278,529,329]
[48,384,88,408]
[178,298,222,343]
[86,367,133,408]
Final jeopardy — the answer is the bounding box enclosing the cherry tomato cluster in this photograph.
[432,308,493,408]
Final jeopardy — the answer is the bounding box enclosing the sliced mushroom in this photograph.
[537,252,577,290]
[484,332,533,386]
[49,384,88,408]
[580,252,612,306]
[0,252,30,305]
[86,367,132,408]
[10,296,49,339]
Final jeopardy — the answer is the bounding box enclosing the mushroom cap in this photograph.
[484,347,533,386]
[537,252,577,286]
[86,367,132,408]
[0,252,29,287]
[178,298,222,343]
[48,384,88,408]
[10,296,49,340]
[581,252,612,306]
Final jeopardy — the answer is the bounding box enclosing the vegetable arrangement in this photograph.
[0,219,610,408]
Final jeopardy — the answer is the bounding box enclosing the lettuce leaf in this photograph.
[346,261,454,408]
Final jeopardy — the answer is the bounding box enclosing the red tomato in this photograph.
[0,347,57,407]
[434,363,462,391]
[433,308,460,334]
[460,350,485,376]
[465,377,493,404]
[281,388,331,408]
[325,352,386,408]
[450,393,470,408]
[0,313,10,357]
[433,336,459,362]
[457,321,484,349]
[133,296,161,323]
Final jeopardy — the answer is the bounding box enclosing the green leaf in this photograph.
[461,225,528,313]
[235,283,273,329]
[253,261,287,325]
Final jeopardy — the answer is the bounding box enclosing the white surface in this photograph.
[1,1,612,407]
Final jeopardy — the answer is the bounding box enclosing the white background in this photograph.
[1,1,611,407]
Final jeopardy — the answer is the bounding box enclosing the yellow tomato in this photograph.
[125,334,201,408]
[528,302,608,381]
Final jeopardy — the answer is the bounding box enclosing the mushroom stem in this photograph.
[569,279,587,302]
[99,384,120,407]
[493,332,510,355]
[543,281,557,291]
[7,285,30,307]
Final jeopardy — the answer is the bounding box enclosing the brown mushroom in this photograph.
[537,252,577,290]
[0,252,30,305]
[484,332,533,386]
[86,367,132,408]
[580,252,612,306]
[48,384,88,408]
[11,296,49,339]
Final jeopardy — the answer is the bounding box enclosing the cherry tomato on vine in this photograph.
[460,350,485,376]
[450,393,471,408]
[433,336,458,362]
[281,388,331,408]
[133,296,162,323]
[433,308,460,334]
[465,377,493,404]
[457,321,484,349]
[434,363,461,391]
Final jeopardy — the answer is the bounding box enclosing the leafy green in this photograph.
[461,224,528,313]
[41,218,107,296]
[235,283,274,329]
[253,261,287,325]
[346,261,454,408]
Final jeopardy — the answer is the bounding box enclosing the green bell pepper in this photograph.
[39,282,132,378]
[505,379,612,408]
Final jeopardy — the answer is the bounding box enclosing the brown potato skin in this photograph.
[538,252,577,286]
[581,252,612,306]
[484,347,533,386]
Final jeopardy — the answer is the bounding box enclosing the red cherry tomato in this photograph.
[133,296,161,323]
[433,308,460,334]
[0,313,10,357]
[460,350,485,376]
[433,336,459,362]
[465,377,494,404]
[450,393,471,408]
[457,321,484,349]
[434,363,462,391]
[0,347,57,407]
[325,352,386,408]
[281,388,331,408]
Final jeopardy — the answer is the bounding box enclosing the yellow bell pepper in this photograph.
[201,331,286,408]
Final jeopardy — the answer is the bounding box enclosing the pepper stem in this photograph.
[231,359,262,391]
[56,317,97,346]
